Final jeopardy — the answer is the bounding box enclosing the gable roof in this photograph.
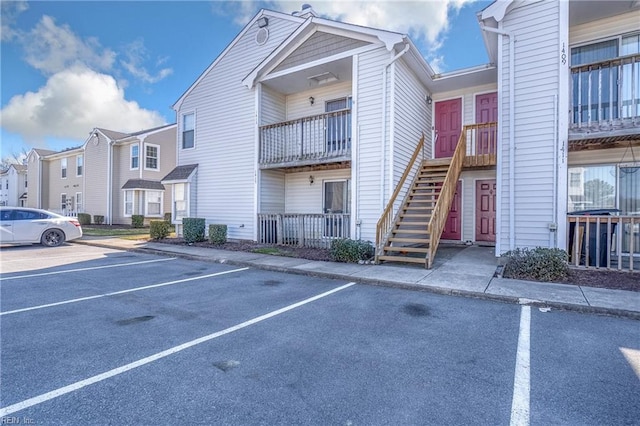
[162,164,198,183]
[172,9,305,111]
[121,179,165,191]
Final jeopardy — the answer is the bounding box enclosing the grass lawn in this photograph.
[82,226,151,237]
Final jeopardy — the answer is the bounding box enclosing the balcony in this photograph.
[259,109,351,169]
[257,213,350,249]
[570,54,640,140]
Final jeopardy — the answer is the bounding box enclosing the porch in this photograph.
[567,214,639,272]
[259,108,351,169]
[570,54,640,140]
[257,213,350,249]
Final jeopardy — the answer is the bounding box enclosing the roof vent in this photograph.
[293,4,318,18]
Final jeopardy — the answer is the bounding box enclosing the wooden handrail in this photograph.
[426,126,468,268]
[375,134,425,258]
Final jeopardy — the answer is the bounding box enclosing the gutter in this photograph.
[480,23,516,251]
[380,41,410,209]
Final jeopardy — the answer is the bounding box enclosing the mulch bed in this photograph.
[156,238,638,293]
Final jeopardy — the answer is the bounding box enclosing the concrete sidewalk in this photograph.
[73,236,640,319]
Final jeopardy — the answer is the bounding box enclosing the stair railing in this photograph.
[375,134,425,262]
[426,127,468,268]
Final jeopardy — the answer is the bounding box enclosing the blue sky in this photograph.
[1,0,492,160]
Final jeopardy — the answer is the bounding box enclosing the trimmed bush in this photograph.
[150,220,170,240]
[330,239,375,263]
[501,247,568,282]
[93,215,104,225]
[183,218,206,243]
[77,213,91,225]
[131,215,145,228]
[208,224,227,244]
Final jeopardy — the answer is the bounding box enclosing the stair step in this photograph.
[378,255,427,264]
[388,237,431,244]
[384,246,430,253]
[399,214,432,218]
[392,229,430,234]
[395,221,430,226]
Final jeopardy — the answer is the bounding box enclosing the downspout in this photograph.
[481,23,516,250]
[107,136,113,225]
[552,94,558,247]
[380,41,410,210]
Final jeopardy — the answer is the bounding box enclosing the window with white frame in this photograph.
[173,183,188,221]
[61,193,67,211]
[182,113,195,149]
[75,192,82,212]
[61,158,67,178]
[146,191,162,216]
[131,144,139,169]
[124,190,134,216]
[145,144,159,170]
[76,155,83,176]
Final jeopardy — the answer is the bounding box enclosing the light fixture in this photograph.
[309,175,314,185]
[257,17,269,28]
[309,96,315,106]
[426,95,433,105]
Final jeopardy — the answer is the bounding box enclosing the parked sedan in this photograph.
[0,207,83,247]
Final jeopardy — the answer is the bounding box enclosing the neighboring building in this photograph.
[26,124,177,225]
[166,2,638,270]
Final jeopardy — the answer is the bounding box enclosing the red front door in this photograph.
[435,99,462,158]
[441,181,462,241]
[475,92,498,155]
[476,179,496,242]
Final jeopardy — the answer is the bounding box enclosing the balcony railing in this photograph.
[258,213,350,249]
[462,122,497,167]
[567,214,639,272]
[259,109,351,167]
[571,54,640,131]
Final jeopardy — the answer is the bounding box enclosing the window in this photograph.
[25,176,27,188]
[323,180,350,238]
[326,98,352,152]
[131,144,139,169]
[61,158,67,178]
[182,113,195,149]
[173,183,188,221]
[61,194,67,211]
[146,191,162,216]
[124,191,133,216]
[76,192,82,212]
[145,144,159,170]
[76,155,83,176]
[4,180,7,190]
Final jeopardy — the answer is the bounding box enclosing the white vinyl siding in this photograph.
[285,169,351,213]
[84,133,109,221]
[261,86,286,126]
[498,0,562,252]
[285,81,352,121]
[176,16,300,240]
[570,9,640,45]
[353,48,389,241]
[259,169,285,213]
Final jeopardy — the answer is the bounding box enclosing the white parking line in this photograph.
[510,306,531,426]
[0,258,177,281]
[0,267,250,316]
[0,281,356,416]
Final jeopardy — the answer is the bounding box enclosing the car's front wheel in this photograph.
[41,229,65,247]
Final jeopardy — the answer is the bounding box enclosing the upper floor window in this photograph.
[76,155,83,177]
[131,144,139,169]
[145,144,159,170]
[182,113,195,149]
[61,158,67,179]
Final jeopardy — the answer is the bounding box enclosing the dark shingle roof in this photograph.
[121,179,165,190]
[162,164,198,182]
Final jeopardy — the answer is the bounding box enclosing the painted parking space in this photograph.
[1,247,638,424]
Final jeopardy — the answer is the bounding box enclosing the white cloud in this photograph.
[20,15,116,75]
[0,0,28,42]
[0,66,166,146]
[120,39,173,84]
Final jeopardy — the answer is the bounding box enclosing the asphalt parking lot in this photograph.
[1,244,639,425]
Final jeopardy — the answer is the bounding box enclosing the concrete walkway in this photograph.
[73,236,640,319]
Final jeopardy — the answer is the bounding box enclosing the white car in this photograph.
[0,207,83,247]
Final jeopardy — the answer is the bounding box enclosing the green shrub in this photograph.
[149,220,170,240]
[208,224,227,244]
[93,215,104,225]
[131,215,145,228]
[77,213,91,225]
[330,239,375,263]
[183,218,206,243]
[164,212,172,223]
[501,247,568,282]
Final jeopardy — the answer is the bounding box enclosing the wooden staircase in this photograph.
[377,160,450,265]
